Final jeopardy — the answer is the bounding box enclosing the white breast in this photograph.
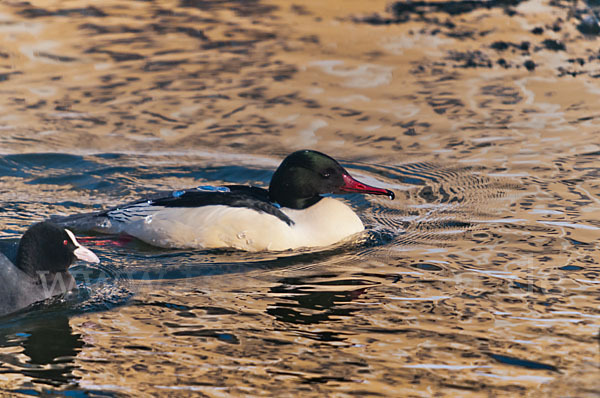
[112,197,364,251]
[280,197,365,249]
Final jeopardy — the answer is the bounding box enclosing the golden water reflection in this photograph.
[0,0,599,396]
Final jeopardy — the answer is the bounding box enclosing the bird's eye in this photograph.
[63,239,68,246]
[321,169,333,178]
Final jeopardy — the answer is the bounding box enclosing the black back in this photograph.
[97,150,389,221]
[102,185,294,226]
[15,222,77,278]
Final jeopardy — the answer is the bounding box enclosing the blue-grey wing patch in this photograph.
[106,201,162,222]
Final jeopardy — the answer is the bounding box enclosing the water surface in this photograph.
[1,0,600,396]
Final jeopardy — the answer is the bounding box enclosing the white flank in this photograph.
[108,197,364,251]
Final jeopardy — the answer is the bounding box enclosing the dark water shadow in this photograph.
[0,313,82,390]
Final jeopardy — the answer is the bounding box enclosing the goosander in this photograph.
[0,222,100,317]
[54,150,394,251]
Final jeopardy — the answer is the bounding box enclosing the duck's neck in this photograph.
[271,194,322,210]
